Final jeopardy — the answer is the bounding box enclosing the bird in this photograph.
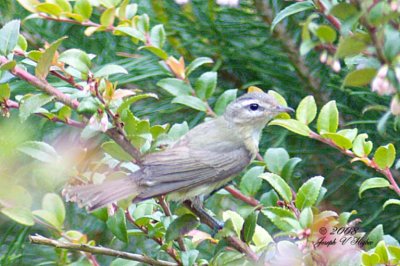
[64,92,293,211]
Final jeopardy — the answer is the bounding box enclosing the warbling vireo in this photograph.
[64,92,293,210]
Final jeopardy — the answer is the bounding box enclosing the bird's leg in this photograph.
[183,199,224,232]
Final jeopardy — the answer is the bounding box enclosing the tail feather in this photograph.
[63,177,140,211]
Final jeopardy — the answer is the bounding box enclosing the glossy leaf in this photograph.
[264,148,289,175]
[281,157,302,180]
[48,0,72,12]
[269,119,311,136]
[117,93,158,113]
[321,132,352,149]
[317,101,338,133]
[261,207,299,232]
[76,97,99,115]
[241,212,257,243]
[100,7,115,26]
[296,95,317,125]
[107,208,128,243]
[35,37,66,79]
[0,83,10,101]
[165,214,199,242]
[359,177,390,198]
[74,0,92,20]
[94,64,128,78]
[214,89,237,115]
[343,68,377,87]
[139,46,168,60]
[157,78,191,96]
[150,24,166,48]
[260,173,292,203]
[1,207,34,226]
[59,49,92,73]
[186,57,213,77]
[18,141,59,163]
[352,134,373,157]
[42,193,65,226]
[383,199,400,209]
[32,209,62,230]
[36,3,63,16]
[295,176,324,210]
[271,1,314,31]
[19,94,54,122]
[222,210,244,237]
[0,20,20,56]
[373,144,396,168]
[336,33,370,58]
[239,166,264,196]
[194,71,217,99]
[315,25,336,43]
[299,207,313,228]
[171,95,207,112]
[102,141,133,161]
[16,0,40,13]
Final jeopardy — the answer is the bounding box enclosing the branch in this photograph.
[309,131,400,196]
[125,210,182,264]
[0,56,143,164]
[183,200,259,262]
[224,186,261,208]
[29,235,178,266]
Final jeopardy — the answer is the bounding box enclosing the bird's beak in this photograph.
[276,105,294,113]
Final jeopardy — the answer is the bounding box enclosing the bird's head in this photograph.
[224,92,293,126]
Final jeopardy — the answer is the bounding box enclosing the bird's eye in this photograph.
[249,103,259,111]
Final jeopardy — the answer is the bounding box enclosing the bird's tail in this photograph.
[63,176,141,211]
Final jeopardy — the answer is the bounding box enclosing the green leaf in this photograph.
[74,0,92,20]
[0,60,16,71]
[222,210,244,237]
[0,20,20,56]
[36,3,63,16]
[117,93,158,113]
[315,25,337,43]
[102,141,133,161]
[271,1,315,32]
[16,0,40,13]
[137,14,150,33]
[0,83,11,101]
[42,193,65,226]
[19,94,54,122]
[267,90,288,107]
[252,225,273,247]
[32,209,62,230]
[295,176,324,210]
[35,37,66,79]
[186,57,213,77]
[383,199,400,209]
[1,207,34,226]
[168,122,189,140]
[260,173,292,203]
[77,97,99,115]
[157,78,191,96]
[194,71,217,99]
[269,119,311,136]
[214,89,237,115]
[352,134,373,157]
[107,208,128,243]
[361,252,380,266]
[59,49,92,73]
[343,68,377,87]
[261,207,299,232]
[138,46,168,60]
[241,212,257,243]
[100,7,115,26]
[172,95,207,112]
[296,95,317,125]
[114,26,145,42]
[165,214,199,242]
[281,157,302,180]
[299,207,313,228]
[94,64,128,78]
[264,148,290,175]
[337,128,358,142]
[239,166,264,196]
[181,250,199,266]
[336,33,370,58]
[150,24,166,48]
[48,0,72,12]
[367,224,384,249]
[384,25,400,61]
[375,241,389,263]
[321,132,353,149]
[18,141,59,163]
[17,34,28,51]
[359,178,390,198]
[374,143,396,169]
[317,101,338,133]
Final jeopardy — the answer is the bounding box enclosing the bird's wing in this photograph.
[134,144,251,200]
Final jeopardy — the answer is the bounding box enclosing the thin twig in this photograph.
[158,196,187,252]
[125,210,182,265]
[309,131,400,196]
[224,186,261,208]
[29,235,177,266]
